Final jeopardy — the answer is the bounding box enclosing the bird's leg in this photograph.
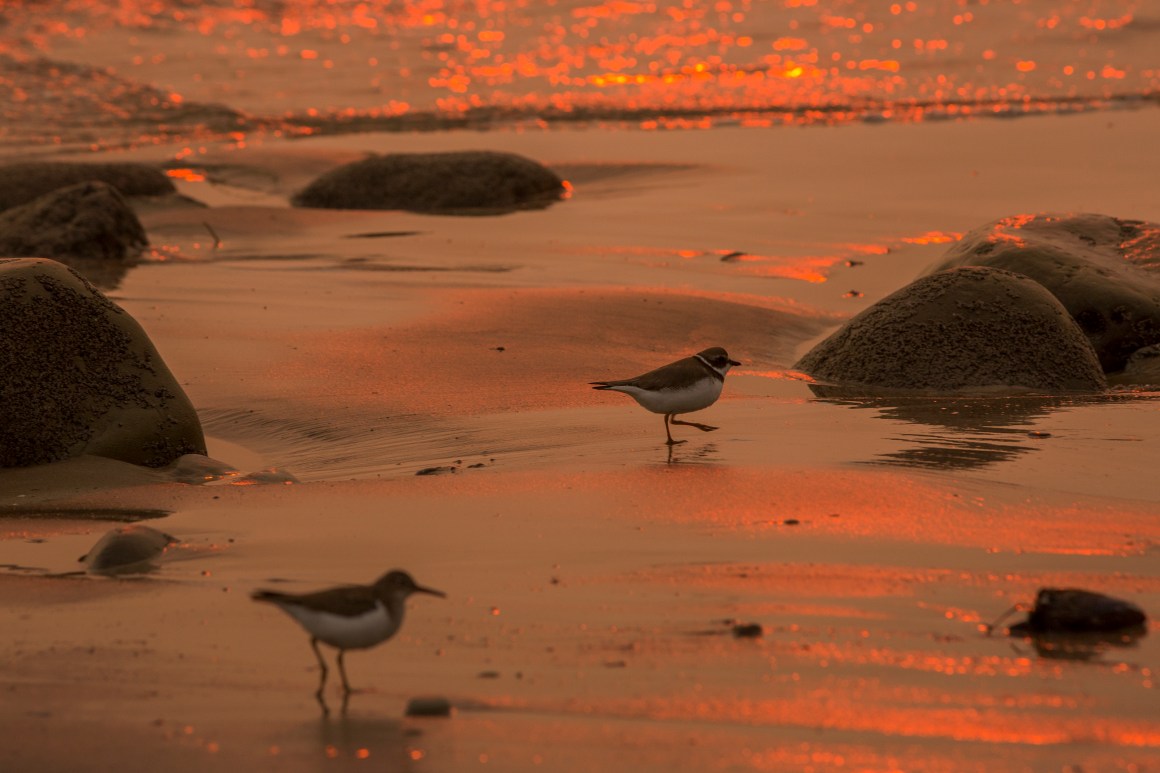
[336,650,353,695]
[310,638,330,714]
[670,415,718,432]
[664,414,687,445]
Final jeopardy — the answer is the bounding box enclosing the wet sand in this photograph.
[2,110,1160,771]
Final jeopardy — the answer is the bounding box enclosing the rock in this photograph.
[416,465,457,476]
[229,467,300,485]
[404,696,454,718]
[794,267,1107,394]
[80,524,176,575]
[1008,588,1147,635]
[0,258,206,468]
[0,181,149,288]
[0,161,175,213]
[731,623,764,638]
[929,213,1160,373]
[167,454,240,484]
[292,151,566,214]
[1111,343,1160,386]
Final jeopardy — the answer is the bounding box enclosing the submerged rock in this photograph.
[0,161,176,213]
[0,258,206,468]
[1112,343,1160,386]
[80,524,176,575]
[291,151,566,214]
[929,213,1160,373]
[0,182,148,287]
[167,454,241,484]
[795,267,1106,394]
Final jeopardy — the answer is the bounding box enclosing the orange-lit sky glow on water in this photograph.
[1,0,1157,148]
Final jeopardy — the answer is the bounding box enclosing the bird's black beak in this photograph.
[415,584,447,598]
[729,359,741,366]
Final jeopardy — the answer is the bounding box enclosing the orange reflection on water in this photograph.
[547,692,1160,747]
[902,230,962,245]
[2,0,1154,149]
[164,167,205,182]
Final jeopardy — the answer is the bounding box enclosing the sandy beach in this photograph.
[0,102,1158,772]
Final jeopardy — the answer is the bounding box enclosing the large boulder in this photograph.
[929,213,1160,373]
[0,182,148,288]
[795,267,1107,394]
[0,161,175,213]
[291,150,566,214]
[0,258,205,468]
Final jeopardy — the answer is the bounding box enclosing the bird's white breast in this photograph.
[282,600,399,650]
[610,376,723,415]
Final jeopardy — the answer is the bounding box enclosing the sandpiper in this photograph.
[591,346,741,444]
[252,569,445,702]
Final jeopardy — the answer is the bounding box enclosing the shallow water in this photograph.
[1,0,1157,152]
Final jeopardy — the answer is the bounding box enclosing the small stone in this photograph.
[416,466,457,476]
[732,623,764,639]
[477,671,500,679]
[231,468,300,485]
[783,518,800,526]
[404,697,454,718]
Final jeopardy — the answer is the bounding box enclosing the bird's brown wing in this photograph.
[593,356,705,391]
[252,585,380,617]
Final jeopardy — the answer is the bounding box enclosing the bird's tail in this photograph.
[590,381,617,390]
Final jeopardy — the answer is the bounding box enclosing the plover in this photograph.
[591,346,741,444]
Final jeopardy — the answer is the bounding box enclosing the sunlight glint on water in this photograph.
[1,0,1157,151]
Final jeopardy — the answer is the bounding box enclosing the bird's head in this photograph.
[698,347,741,373]
[375,570,447,601]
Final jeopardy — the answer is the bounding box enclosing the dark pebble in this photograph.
[783,519,800,526]
[404,697,454,718]
[732,623,764,638]
[416,466,457,476]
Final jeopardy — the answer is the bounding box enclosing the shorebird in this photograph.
[591,346,741,444]
[252,570,445,703]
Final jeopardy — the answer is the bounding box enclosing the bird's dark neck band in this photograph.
[694,355,726,382]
